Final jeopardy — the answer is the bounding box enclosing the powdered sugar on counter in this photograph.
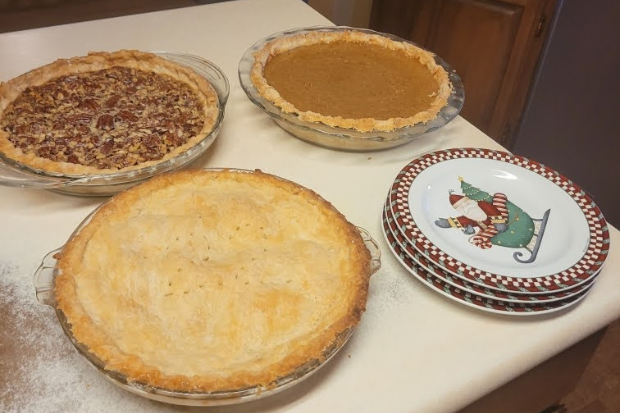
[0,263,180,413]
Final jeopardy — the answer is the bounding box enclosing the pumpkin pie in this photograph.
[54,169,375,393]
[250,29,452,132]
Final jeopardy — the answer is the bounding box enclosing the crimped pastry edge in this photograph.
[0,50,220,175]
[250,29,452,133]
[54,168,372,393]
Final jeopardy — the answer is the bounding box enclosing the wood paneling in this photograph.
[417,0,522,135]
[562,320,620,413]
[370,0,427,39]
[457,328,607,413]
[371,0,556,148]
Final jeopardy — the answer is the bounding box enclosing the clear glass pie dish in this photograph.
[0,52,230,197]
[238,26,465,152]
[32,179,381,406]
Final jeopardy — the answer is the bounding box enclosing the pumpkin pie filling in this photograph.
[250,30,452,132]
[263,41,439,120]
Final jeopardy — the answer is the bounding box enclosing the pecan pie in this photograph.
[55,169,373,393]
[0,50,219,175]
[250,29,452,132]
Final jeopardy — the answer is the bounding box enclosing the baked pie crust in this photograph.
[250,29,452,132]
[0,50,219,175]
[54,169,373,392]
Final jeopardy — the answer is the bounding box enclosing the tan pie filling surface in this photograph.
[251,30,452,132]
[263,41,439,120]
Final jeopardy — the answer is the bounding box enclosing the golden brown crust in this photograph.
[0,50,219,175]
[250,30,452,133]
[54,169,372,392]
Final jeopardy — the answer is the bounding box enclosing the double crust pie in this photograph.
[0,50,219,175]
[54,169,373,392]
[250,29,452,132]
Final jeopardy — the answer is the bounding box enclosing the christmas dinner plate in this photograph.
[381,208,592,315]
[388,148,610,293]
[383,201,596,303]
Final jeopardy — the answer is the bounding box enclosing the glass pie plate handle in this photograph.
[0,51,230,195]
[33,248,62,306]
[32,227,380,406]
[358,227,382,276]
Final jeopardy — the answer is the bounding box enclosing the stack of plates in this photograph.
[382,148,611,315]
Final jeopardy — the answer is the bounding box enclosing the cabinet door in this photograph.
[371,0,555,148]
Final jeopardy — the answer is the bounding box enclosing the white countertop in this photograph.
[0,1,618,412]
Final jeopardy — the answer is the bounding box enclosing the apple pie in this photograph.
[54,169,374,392]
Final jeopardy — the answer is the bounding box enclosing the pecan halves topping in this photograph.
[105,94,121,108]
[66,114,93,124]
[96,114,115,130]
[14,124,31,135]
[0,66,207,170]
[100,139,115,155]
[79,98,100,112]
[115,110,138,123]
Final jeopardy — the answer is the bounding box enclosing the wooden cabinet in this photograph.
[458,328,607,413]
[370,0,556,148]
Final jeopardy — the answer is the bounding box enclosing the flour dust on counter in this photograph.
[0,262,181,413]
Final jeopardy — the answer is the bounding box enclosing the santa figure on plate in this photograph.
[434,177,547,262]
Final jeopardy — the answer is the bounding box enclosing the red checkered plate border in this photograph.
[382,208,591,315]
[388,148,610,293]
[383,200,595,303]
